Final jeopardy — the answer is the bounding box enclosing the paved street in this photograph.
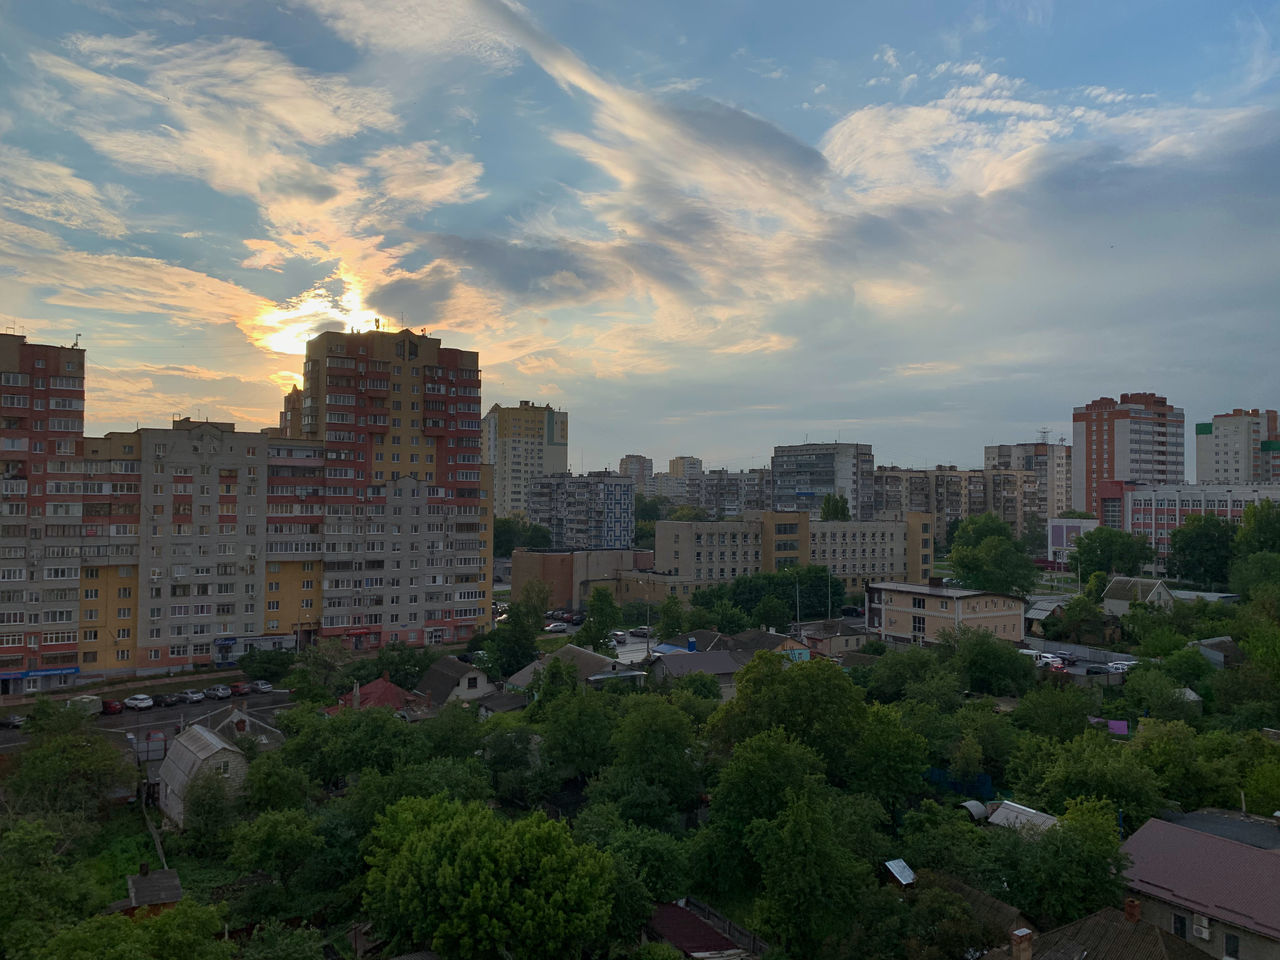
[0,690,293,753]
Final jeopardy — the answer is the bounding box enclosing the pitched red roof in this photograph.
[649,902,739,956]
[325,674,415,714]
[1122,818,1280,940]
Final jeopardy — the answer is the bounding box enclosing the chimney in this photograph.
[1124,898,1141,923]
[139,862,150,877]
[1010,927,1032,960]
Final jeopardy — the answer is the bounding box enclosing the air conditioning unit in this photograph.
[1192,917,1211,940]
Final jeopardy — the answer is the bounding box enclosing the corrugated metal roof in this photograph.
[1122,818,1280,939]
[885,858,916,886]
[655,651,743,678]
[506,644,615,690]
[988,801,1058,832]
[981,907,1208,960]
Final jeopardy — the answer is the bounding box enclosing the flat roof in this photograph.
[868,581,1018,601]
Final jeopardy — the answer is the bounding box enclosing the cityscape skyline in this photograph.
[2,0,1279,471]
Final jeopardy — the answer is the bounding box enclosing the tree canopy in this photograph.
[1071,525,1155,579]
[820,493,852,521]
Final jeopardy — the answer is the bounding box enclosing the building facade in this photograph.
[866,582,1024,645]
[618,454,654,494]
[985,441,1072,520]
[1072,393,1185,516]
[772,443,875,520]
[872,466,1036,545]
[668,456,703,479]
[481,400,568,518]
[1,328,494,695]
[1195,408,1280,485]
[1125,483,1280,575]
[527,472,635,550]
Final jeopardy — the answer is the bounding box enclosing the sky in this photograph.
[1,0,1278,475]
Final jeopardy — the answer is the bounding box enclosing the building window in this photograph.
[912,615,926,634]
[912,597,925,609]
[1224,933,1239,959]
[467,676,478,689]
[1172,915,1187,940]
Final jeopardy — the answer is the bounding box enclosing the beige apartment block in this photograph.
[482,401,568,518]
[873,466,1035,546]
[986,441,1072,520]
[867,581,1024,645]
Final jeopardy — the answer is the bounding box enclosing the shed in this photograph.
[987,801,1058,833]
[157,725,247,829]
[105,864,184,917]
[960,799,990,821]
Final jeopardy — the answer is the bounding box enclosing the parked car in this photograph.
[229,681,252,696]
[544,621,569,633]
[1107,660,1138,673]
[1052,651,1080,665]
[123,694,154,710]
[204,684,232,700]
[248,679,273,694]
[609,630,628,645]
[570,613,585,626]
[629,626,651,638]
[101,699,124,715]
[0,714,25,729]
[176,689,205,704]
[1083,664,1110,675]
[154,693,182,708]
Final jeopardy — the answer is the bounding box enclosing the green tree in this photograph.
[1083,569,1108,603]
[364,796,615,959]
[1167,513,1235,589]
[951,513,1018,551]
[4,721,133,820]
[241,921,325,960]
[36,899,234,960]
[493,515,552,557]
[1012,685,1095,741]
[0,819,99,959]
[230,809,323,892]
[944,625,1037,696]
[750,594,791,632]
[709,598,749,635]
[182,769,236,857]
[950,536,1039,597]
[633,519,656,550]
[745,785,877,959]
[1059,510,1096,519]
[1012,799,1129,928]
[655,594,686,642]
[820,493,852,521]
[1071,526,1155,579]
[1043,595,1105,645]
[591,697,700,827]
[284,637,352,703]
[238,648,297,684]
[1236,499,1280,557]
[634,494,668,522]
[245,751,314,812]
[542,689,618,781]
[574,586,623,653]
[668,505,709,522]
[1229,551,1280,599]
[1020,515,1048,556]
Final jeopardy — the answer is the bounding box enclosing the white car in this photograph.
[609,630,628,645]
[544,621,569,633]
[1107,660,1138,673]
[123,694,154,710]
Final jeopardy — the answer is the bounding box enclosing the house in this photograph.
[413,656,496,711]
[981,903,1208,960]
[1024,597,1067,638]
[326,672,421,716]
[918,870,1033,946]
[797,619,871,659]
[649,650,750,699]
[157,725,248,829]
[208,705,285,751]
[648,901,760,959]
[104,863,184,917]
[986,801,1058,833]
[1102,577,1176,617]
[505,644,644,692]
[1122,817,1280,960]
[474,691,528,719]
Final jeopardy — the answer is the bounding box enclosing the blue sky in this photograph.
[1,0,1278,474]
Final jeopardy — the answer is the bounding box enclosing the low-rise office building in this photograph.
[867,581,1024,645]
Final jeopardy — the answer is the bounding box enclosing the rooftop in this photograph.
[869,581,1020,601]
[981,907,1207,960]
[1122,818,1280,940]
[1163,810,1280,850]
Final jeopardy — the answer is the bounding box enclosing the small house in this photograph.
[414,656,496,712]
[1102,577,1175,617]
[986,801,1058,833]
[649,650,749,700]
[104,863,184,917]
[326,672,421,716]
[157,725,247,829]
[505,644,643,692]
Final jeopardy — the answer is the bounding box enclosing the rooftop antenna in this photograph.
[1036,426,1051,443]
[73,332,81,349]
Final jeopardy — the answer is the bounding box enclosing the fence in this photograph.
[683,897,770,957]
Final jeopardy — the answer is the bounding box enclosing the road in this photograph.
[0,690,294,753]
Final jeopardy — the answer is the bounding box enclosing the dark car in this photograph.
[570,613,585,626]
[0,714,25,729]
[1084,664,1110,675]
[154,693,182,708]
[229,681,252,696]
[101,699,124,715]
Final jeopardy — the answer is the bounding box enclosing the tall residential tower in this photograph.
[1071,393,1185,518]
[481,401,568,518]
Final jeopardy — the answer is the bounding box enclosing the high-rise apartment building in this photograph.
[985,441,1072,520]
[481,401,568,518]
[1072,393,1185,517]
[872,465,1036,545]
[772,443,875,520]
[0,333,87,695]
[618,454,654,494]
[287,328,492,647]
[527,472,635,550]
[1195,409,1280,484]
[0,328,494,695]
[668,456,703,479]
